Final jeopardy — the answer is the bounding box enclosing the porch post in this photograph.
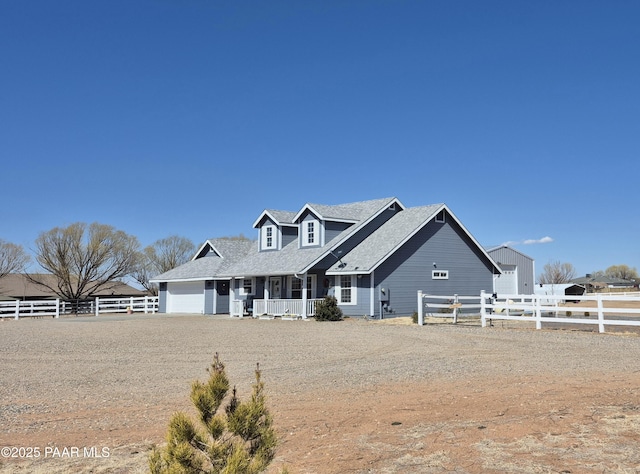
[213,281,218,315]
[370,271,375,318]
[230,277,236,317]
[301,273,308,319]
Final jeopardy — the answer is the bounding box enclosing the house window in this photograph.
[307,222,315,244]
[261,225,275,250]
[240,278,255,295]
[432,270,449,280]
[289,275,316,299]
[337,275,356,305]
[435,210,446,223]
[302,219,318,247]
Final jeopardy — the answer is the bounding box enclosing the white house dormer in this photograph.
[260,223,278,251]
[299,213,323,248]
[253,209,299,252]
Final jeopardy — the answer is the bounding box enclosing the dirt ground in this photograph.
[1,313,640,473]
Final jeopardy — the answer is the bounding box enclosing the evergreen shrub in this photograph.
[315,295,344,321]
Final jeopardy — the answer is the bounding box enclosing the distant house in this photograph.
[0,274,147,301]
[486,246,535,295]
[151,197,502,318]
[571,274,637,293]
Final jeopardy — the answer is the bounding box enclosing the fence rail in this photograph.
[0,296,158,320]
[0,299,60,319]
[479,291,640,333]
[237,298,322,318]
[417,291,640,333]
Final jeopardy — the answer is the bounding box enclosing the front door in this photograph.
[270,277,282,299]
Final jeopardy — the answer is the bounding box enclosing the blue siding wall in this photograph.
[372,218,495,317]
[325,221,352,243]
[204,280,215,314]
[338,274,372,317]
[158,283,167,313]
[282,226,297,247]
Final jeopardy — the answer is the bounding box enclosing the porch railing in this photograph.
[251,298,323,318]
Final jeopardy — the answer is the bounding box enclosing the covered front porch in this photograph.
[231,298,323,319]
[228,273,326,319]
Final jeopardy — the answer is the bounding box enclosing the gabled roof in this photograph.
[152,197,501,282]
[223,197,401,277]
[252,210,298,228]
[571,275,635,286]
[326,204,501,275]
[292,197,403,224]
[150,238,253,282]
[486,245,534,262]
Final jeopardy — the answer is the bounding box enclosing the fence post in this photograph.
[535,295,541,330]
[597,294,605,333]
[14,300,20,320]
[453,294,458,324]
[480,290,486,327]
[55,298,60,319]
[130,296,134,313]
[417,290,424,326]
[95,297,100,317]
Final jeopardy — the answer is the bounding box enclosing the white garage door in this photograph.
[167,281,205,314]
[495,265,518,296]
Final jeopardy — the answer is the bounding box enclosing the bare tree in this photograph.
[538,261,576,284]
[0,239,30,279]
[133,235,196,295]
[604,265,638,280]
[29,222,139,301]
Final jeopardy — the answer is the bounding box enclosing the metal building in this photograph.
[487,246,535,295]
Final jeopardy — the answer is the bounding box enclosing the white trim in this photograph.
[301,219,318,247]
[356,204,502,276]
[261,225,277,250]
[288,274,317,299]
[432,270,449,280]
[435,209,446,223]
[150,277,213,283]
[336,274,357,305]
[239,277,255,296]
[369,270,375,317]
[252,210,283,228]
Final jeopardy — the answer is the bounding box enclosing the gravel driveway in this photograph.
[1,313,640,473]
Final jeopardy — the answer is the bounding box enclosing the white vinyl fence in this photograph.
[479,291,640,333]
[417,290,640,333]
[0,296,158,320]
[416,292,482,325]
[0,299,61,319]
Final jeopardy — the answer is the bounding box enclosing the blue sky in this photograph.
[2,0,638,279]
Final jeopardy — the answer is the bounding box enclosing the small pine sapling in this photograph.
[149,353,278,474]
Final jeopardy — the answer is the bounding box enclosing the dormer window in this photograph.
[302,219,318,247]
[261,225,276,250]
[307,222,315,244]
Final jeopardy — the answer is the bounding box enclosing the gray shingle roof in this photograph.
[260,210,297,226]
[222,198,400,277]
[302,197,399,222]
[154,198,400,281]
[151,238,253,281]
[325,205,443,274]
